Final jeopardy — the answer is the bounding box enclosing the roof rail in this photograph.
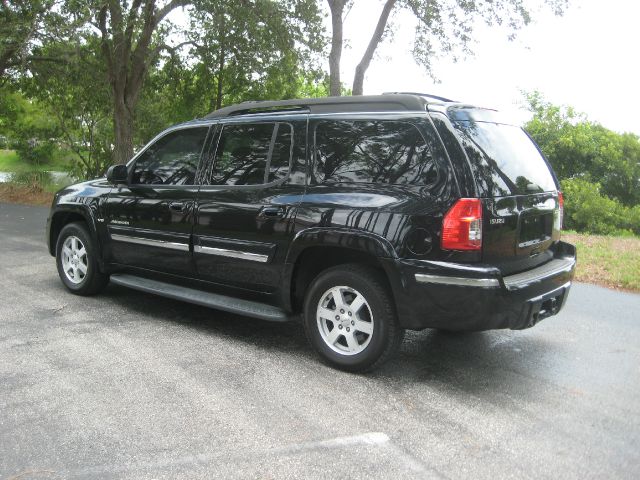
[203,94,430,119]
[382,91,457,103]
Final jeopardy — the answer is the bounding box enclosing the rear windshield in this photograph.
[453,121,557,197]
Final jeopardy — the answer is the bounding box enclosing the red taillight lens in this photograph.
[441,198,483,251]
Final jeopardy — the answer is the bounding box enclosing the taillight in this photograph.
[441,198,483,251]
[555,192,564,231]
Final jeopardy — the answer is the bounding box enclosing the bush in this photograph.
[14,138,56,166]
[9,170,54,191]
[562,178,640,235]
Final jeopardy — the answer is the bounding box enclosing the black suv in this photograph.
[46,93,576,371]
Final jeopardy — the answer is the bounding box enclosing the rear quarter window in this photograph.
[313,120,447,187]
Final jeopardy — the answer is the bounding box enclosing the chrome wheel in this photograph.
[61,235,88,284]
[316,286,374,356]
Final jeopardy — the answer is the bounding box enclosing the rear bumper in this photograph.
[387,241,576,331]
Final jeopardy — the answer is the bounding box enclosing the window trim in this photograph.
[201,120,295,189]
[311,118,435,186]
[126,123,214,188]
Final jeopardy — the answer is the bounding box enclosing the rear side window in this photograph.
[313,120,441,185]
[453,121,557,196]
[210,122,292,185]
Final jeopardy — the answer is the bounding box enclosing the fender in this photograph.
[280,227,400,311]
[47,199,105,268]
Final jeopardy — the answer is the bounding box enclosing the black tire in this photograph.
[55,222,109,295]
[303,264,404,372]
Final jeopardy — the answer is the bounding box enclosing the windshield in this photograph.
[453,120,557,197]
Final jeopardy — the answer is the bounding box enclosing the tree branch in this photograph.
[352,0,396,95]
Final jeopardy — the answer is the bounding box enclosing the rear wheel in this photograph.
[303,264,404,372]
[56,222,108,295]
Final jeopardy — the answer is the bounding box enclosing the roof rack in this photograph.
[204,94,432,119]
[382,92,457,103]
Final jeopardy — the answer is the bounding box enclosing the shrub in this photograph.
[561,178,640,235]
[9,170,54,191]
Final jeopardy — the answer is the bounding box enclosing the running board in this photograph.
[109,274,290,322]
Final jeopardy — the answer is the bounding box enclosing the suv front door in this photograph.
[105,125,211,277]
[193,117,307,299]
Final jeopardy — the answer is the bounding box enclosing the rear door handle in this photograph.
[169,202,185,212]
[259,206,286,218]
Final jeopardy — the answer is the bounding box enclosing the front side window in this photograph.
[131,127,209,185]
[313,120,439,185]
[209,122,292,186]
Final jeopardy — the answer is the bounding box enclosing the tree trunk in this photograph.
[215,33,225,110]
[327,0,345,97]
[112,99,135,164]
[352,0,396,96]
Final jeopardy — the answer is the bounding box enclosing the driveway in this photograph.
[1,202,639,479]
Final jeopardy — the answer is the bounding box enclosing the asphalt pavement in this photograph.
[1,201,639,479]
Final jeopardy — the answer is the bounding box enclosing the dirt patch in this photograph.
[0,184,54,206]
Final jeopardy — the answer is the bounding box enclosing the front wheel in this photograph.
[303,264,404,372]
[56,222,109,295]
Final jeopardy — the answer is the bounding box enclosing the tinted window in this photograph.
[314,120,439,185]
[210,123,292,185]
[132,127,208,185]
[453,121,557,196]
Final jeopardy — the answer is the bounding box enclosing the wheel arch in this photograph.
[48,205,100,258]
[283,228,401,315]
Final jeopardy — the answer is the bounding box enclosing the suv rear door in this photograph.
[193,116,307,296]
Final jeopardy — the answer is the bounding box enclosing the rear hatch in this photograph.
[449,108,562,275]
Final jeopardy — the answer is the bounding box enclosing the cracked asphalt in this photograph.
[1,201,639,479]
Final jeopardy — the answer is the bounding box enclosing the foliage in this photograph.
[562,178,640,236]
[326,0,569,95]
[0,0,59,78]
[23,37,113,178]
[525,91,640,207]
[0,89,59,165]
[9,169,54,188]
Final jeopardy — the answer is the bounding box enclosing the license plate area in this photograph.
[518,213,552,247]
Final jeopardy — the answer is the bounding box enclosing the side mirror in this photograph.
[106,164,128,185]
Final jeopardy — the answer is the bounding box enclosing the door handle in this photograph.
[259,206,286,218]
[169,202,185,212]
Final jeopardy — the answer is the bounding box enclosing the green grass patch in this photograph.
[563,231,640,292]
[0,149,72,172]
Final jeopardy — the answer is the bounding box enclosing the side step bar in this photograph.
[109,274,290,322]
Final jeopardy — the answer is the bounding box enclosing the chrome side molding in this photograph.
[414,274,500,288]
[110,234,190,252]
[194,245,269,263]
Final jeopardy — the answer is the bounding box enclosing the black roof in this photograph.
[204,93,457,119]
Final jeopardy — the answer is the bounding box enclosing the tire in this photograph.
[55,222,109,295]
[303,264,404,372]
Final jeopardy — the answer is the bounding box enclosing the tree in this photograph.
[326,0,569,96]
[24,38,113,178]
[524,91,640,207]
[1,0,53,78]
[184,0,324,112]
[92,0,189,164]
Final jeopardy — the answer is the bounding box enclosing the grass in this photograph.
[563,231,640,292]
[0,149,72,172]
